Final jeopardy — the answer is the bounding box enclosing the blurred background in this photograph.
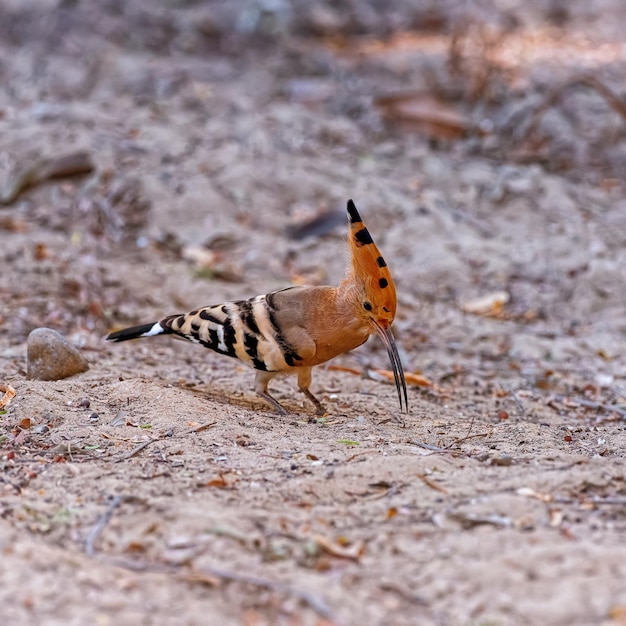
[1,0,625,400]
[2,4,626,625]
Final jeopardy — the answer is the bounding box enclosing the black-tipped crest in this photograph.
[347,200,397,319]
[347,199,362,223]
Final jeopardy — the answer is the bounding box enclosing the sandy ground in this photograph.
[1,2,626,625]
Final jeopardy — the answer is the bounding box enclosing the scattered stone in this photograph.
[490,454,515,467]
[27,328,89,381]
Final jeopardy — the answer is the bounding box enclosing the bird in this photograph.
[106,199,408,415]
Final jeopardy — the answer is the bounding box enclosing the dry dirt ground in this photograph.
[1,2,626,625]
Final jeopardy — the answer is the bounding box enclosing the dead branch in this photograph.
[85,494,135,557]
[0,151,94,205]
[185,421,217,434]
[114,438,158,463]
[112,420,215,463]
[195,566,340,624]
[521,75,626,142]
[417,473,448,494]
[408,439,448,453]
[554,395,626,420]
[590,497,626,506]
[452,432,490,445]
[99,556,342,625]
[450,414,478,447]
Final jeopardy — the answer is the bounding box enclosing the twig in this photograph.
[452,432,490,445]
[186,421,217,434]
[106,556,169,572]
[0,151,94,205]
[195,566,340,624]
[345,451,369,463]
[590,497,626,506]
[114,438,158,463]
[100,557,341,624]
[417,473,448,494]
[379,582,427,606]
[450,414,477,447]
[574,398,626,419]
[408,439,448,453]
[553,395,626,419]
[85,495,133,556]
[512,391,526,417]
[364,484,404,500]
[111,420,217,463]
[521,75,626,143]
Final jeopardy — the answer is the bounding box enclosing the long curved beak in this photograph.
[375,324,409,413]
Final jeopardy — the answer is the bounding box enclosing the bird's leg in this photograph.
[257,391,287,414]
[254,371,287,414]
[297,367,326,415]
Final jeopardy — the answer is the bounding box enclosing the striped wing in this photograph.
[162,289,307,372]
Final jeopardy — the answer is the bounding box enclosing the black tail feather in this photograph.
[106,322,165,342]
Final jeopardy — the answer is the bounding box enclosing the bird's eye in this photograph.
[363,301,372,311]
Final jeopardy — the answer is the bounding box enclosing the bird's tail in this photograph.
[106,321,171,342]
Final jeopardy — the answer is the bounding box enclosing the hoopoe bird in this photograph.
[107,199,408,414]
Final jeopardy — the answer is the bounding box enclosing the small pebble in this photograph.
[33,424,50,435]
[27,328,89,381]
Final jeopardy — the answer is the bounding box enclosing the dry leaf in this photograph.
[373,369,432,387]
[184,569,222,588]
[0,384,16,409]
[462,291,510,317]
[207,474,228,488]
[313,535,364,561]
[33,243,50,261]
[0,216,29,232]
[125,541,147,553]
[516,487,553,503]
[376,91,472,139]
[182,245,217,269]
[417,473,448,494]
[327,365,363,376]
[549,508,564,527]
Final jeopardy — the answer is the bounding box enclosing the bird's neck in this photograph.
[296,277,370,366]
[335,275,362,313]
[327,277,370,339]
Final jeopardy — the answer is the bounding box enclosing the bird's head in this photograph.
[346,199,408,412]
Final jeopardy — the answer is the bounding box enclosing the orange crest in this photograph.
[347,199,397,324]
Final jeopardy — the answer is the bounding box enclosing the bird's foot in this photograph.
[300,388,327,416]
[257,391,288,415]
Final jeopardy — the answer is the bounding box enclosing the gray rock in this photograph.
[27,328,89,381]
